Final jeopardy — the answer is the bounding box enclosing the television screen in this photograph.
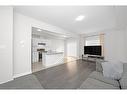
[84,46,101,56]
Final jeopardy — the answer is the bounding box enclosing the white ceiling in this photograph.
[32,27,69,39]
[14,6,127,34]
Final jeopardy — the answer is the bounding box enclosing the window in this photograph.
[85,35,100,46]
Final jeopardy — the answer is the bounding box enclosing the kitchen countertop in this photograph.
[45,52,64,55]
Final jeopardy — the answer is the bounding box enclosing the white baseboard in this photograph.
[13,71,32,78]
[44,62,65,70]
[0,78,13,84]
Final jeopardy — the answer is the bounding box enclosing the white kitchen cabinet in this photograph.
[32,52,38,63]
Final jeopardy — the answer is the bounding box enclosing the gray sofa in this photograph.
[80,62,127,89]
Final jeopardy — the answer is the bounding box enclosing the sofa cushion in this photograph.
[119,72,127,89]
[89,71,120,87]
[123,63,127,73]
[80,78,119,89]
[119,64,127,89]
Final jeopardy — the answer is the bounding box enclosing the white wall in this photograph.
[14,12,76,78]
[104,29,127,62]
[0,7,13,84]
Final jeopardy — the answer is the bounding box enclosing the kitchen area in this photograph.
[31,27,66,72]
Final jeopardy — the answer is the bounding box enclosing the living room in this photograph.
[0,4,127,91]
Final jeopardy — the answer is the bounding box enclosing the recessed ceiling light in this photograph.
[37,29,42,32]
[75,15,85,21]
[63,35,67,37]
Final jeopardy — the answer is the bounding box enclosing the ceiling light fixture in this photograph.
[63,35,67,38]
[37,29,42,32]
[75,15,85,21]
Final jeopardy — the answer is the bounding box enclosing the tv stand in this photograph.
[82,54,104,62]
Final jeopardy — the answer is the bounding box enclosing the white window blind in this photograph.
[85,35,100,46]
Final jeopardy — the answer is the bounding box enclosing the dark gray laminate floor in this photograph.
[0,59,95,89]
[33,59,96,89]
[0,74,43,89]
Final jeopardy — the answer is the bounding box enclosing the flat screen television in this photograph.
[84,45,101,56]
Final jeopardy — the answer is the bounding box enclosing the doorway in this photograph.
[65,38,78,62]
[31,28,45,73]
[31,27,67,72]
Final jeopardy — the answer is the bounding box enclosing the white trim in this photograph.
[13,71,32,78]
[0,78,13,84]
[44,62,65,69]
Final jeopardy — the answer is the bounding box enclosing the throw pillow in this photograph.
[101,61,123,80]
